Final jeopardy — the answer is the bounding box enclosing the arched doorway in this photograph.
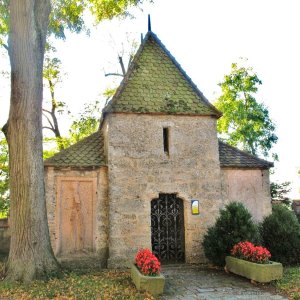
[151,193,185,263]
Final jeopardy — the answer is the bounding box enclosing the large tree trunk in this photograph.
[5,0,59,282]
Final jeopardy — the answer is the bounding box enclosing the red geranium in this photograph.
[135,248,161,276]
[231,241,271,264]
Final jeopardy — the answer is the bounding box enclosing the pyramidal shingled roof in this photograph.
[44,131,105,167]
[103,31,221,117]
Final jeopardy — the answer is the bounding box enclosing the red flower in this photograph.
[231,241,271,264]
[135,248,161,276]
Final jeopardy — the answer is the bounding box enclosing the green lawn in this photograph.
[274,266,300,300]
[0,259,154,300]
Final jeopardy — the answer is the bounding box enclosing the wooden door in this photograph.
[56,177,96,255]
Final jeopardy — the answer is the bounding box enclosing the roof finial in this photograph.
[148,14,151,32]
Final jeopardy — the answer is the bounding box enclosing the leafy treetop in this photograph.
[0,0,150,47]
[215,59,278,158]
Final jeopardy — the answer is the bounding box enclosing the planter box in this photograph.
[225,256,283,283]
[130,263,165,295]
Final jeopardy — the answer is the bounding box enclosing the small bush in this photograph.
[261,204,300,265]
[202,202,260,266]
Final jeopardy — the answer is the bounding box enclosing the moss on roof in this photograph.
[44,131,105,168]
[104,32,221,117]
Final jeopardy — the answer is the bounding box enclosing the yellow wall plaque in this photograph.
[191,200,199,215]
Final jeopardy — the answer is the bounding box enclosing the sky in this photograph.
[0,0,299,198]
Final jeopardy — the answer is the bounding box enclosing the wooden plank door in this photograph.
[56,177,96,255]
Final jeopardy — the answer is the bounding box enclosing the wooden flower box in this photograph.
[130,263,165,295]
[225,256,283,283]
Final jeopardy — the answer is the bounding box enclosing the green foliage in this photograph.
[274,266,300,299]
[103,86,117,99]
[261,204,300,265]
[202,202,260,266]
[0,133,9,216]
[270,181,292,206]
[43,137,61,160]
[43,46,62,88]
[67,101,101,145]
[43,100,101,157]
[215,59,278,157]
[0,0,8,48]
[49,0,87,39]
[0,0,151,45]
[89,0,149,23]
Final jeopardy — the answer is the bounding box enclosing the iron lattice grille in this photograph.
[151,193,185,263]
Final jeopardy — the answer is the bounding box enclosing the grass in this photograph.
[0,258,154,300]
[274,266,300,300]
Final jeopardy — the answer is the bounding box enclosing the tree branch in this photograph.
[42,126,55,133]
[119,56,126,76]
[42,108,52,115]
[104,72,124,77]
[2,43,9,51]
[42,112,55,130]
[128,54,134,69]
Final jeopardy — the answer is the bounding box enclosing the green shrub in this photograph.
[261,204,300,265]
[202,202,260,266]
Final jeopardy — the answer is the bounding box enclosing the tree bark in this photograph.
[5,0,59,282]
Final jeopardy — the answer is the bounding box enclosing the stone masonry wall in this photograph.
[44,167,109,264]
[103,113,223,267]
[220,168,272,222]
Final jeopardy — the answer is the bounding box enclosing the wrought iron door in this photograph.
[151,193,185,263]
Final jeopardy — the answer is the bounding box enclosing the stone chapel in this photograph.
[44,29,273,268]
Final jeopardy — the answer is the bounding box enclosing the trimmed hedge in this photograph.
[202,202,260,266]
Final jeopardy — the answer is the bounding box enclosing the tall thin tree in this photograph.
[6,0,59,282]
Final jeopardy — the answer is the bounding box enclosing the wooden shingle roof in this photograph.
[103,31,221,117]
[44,131,105,168]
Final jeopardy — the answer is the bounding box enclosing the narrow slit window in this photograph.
[163,127,170,155]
